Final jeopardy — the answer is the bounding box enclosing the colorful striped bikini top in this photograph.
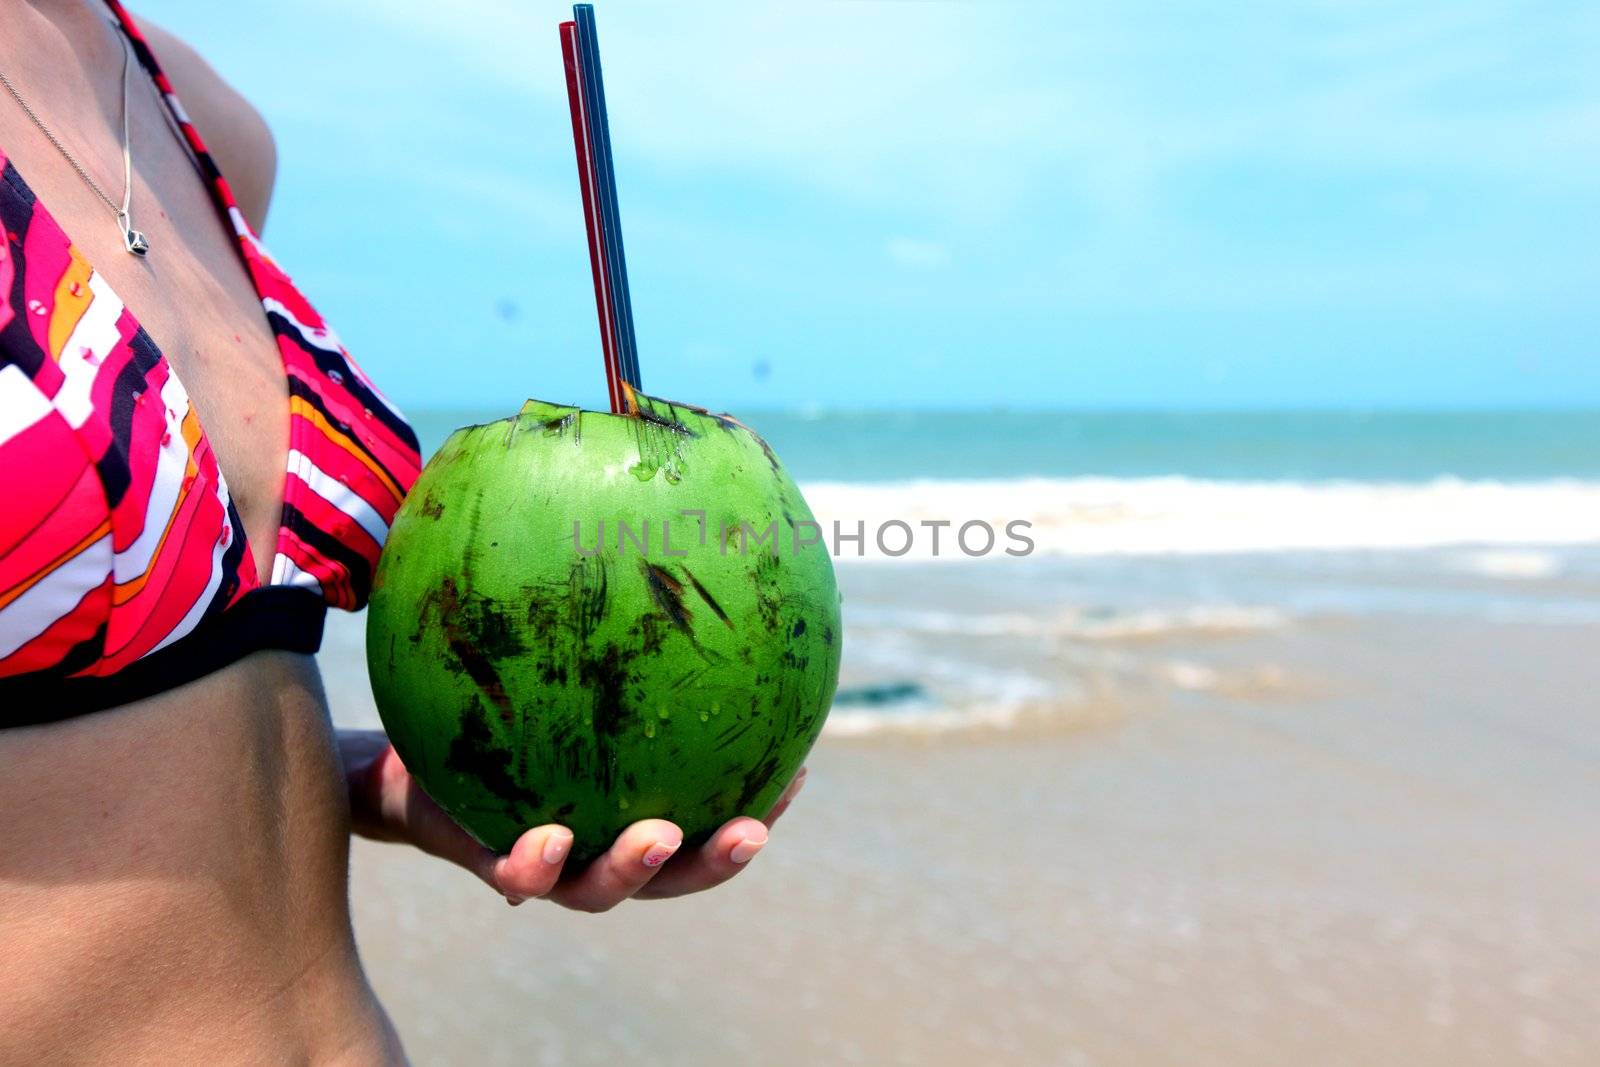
[0,4,422,722]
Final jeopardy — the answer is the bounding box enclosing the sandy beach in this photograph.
[323,551,1600,1066]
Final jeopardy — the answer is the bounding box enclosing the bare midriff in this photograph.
[0,653,404,1066]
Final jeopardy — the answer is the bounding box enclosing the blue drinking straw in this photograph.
[572,5,641,393]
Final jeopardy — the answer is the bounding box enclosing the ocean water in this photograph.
[392,406,1600,738]
[410,408,1600,483]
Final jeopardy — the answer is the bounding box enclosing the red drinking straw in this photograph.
[560,20,624,413]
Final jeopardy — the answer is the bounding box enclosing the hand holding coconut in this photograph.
[343,730,807,909]
[356,8,839,908]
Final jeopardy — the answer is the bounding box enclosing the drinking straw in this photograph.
[572,5,642,396]
[559,19,623,413]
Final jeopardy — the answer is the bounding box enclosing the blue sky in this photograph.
[141,1,1599,411]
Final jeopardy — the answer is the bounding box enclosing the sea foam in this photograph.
[798,477,1600,561]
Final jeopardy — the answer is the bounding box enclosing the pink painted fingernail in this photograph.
[642,841,680,868]
[729,833,767,865]
[542,830,573,866]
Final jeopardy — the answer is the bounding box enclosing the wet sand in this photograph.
[324,605,1600,1066]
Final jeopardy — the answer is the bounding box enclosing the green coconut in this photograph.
[366,392,841,863]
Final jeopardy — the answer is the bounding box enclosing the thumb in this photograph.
[376,748,504,888]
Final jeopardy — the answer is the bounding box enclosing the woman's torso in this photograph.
[1,6,403,1062]
[0,655,400,1064]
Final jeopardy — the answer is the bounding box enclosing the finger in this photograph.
[634,768,805,900]
[489,825,575,905]
[544,819,682,913]
[634,816,769,900]
[762,766,807,829]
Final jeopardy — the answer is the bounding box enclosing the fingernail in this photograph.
[543,830,573,866]
[729,833,767,865]
[505,895,525,907]
[642,841,680,868]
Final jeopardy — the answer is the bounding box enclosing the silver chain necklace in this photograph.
[0,24,150,255]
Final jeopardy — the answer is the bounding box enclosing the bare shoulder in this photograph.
[128,12,278,232]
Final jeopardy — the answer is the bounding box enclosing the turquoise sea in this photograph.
[381,405,1600,738]
[408,408,1600,483]
[722,408,1600,483]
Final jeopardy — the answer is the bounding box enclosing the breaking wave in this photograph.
[798,477,1600,561]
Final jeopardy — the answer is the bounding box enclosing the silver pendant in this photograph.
[117,211,149,256]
